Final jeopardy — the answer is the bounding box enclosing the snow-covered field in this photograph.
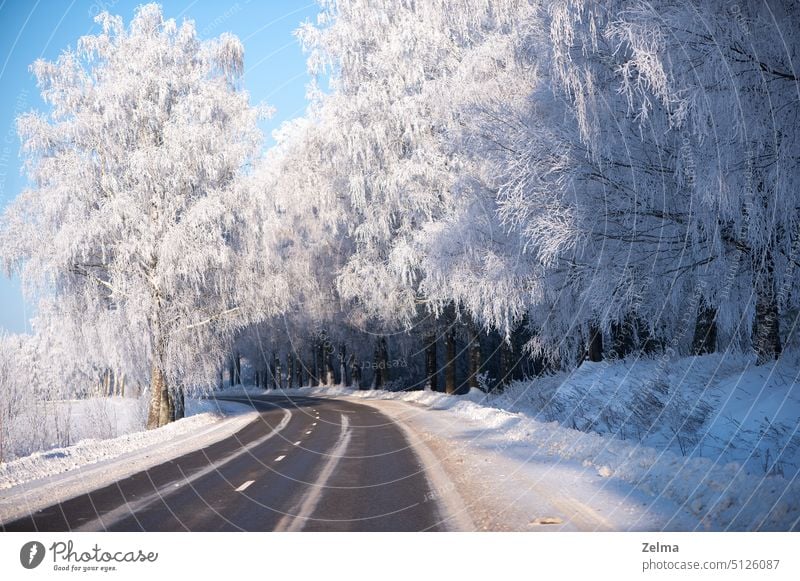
[0,398,256,523]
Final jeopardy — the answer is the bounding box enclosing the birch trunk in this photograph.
[444,327,457,394]
[468,325,481,391]
[754,254,781,364]
[424,332,438,391]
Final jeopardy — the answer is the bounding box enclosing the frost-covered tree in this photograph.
[294,0,536,391]
[0,4,267,428]
[459,0,800,368]
[260,0,800,381]
[605,0,800,363]
[482,2,696,365]
[298,0,524,323]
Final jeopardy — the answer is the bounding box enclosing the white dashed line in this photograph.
[274,455,286,462]
[293,441,301,446]
[305,430,312,435]
[235,480,255,492]
[275,414,351,532]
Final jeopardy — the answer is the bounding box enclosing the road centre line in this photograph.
[274,414,351,532]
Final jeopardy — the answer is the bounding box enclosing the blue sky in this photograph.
[0,0,321,333]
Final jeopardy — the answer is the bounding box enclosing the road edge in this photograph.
[0,405,260,525]
[349,398,477,532]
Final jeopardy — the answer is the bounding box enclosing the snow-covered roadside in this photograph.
[266,383,800,531]
[0,398,257,524]
[360,398,699,531]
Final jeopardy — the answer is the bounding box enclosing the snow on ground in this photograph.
[359,398,702,531]
[0,398,256,523]
[2,354,796,530]
[261,353,800,531]
[491,352,800,479]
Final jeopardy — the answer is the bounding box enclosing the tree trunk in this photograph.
[274,353,283,390]
[692,299,718,355]
[147,326,171,429]
[754,254,781,364]
[468,324,481,391]
[146,361,164,429]
[351,358,362,389]
[611,319,634,359]
[268,355,275,390]
[234,352,241,385]
[325,352,335,386]
[171,386,185,421]
[228,357,235,388]
[372,336,388,389]
[339,343,347,387]
[309,347,316,386]
[371,344,381,389]
[587,323,603,362]
[381,337,389,385]
[317,340,325,387]
[637,319,659,355]
[296,355,304,387]
[287,354,294,389]
[268,354,274,389]
[158,381,173,427]
[444,327,457,394]
[424,332,438,391]
[498,338,512,390]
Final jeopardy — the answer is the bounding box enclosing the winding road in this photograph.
[1,395,447,532]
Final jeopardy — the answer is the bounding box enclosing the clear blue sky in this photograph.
[0,0,321,333]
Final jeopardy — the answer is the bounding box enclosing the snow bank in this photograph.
[0,398,253,492]
[492,353,800,478]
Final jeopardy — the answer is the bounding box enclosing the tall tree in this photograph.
[0,5,267,428]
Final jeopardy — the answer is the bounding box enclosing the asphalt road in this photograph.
[1,395,445,532]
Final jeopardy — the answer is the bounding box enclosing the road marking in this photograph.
[235,480,255,492]
[75,406,293,532]
[312,422,317,426]
[305,430,312,434]
[275,455,286,462]
[293,441,301,446]
[275,414,351,532]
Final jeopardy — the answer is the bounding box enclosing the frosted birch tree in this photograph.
[0,4,267,428]
[606,0,800,363]
[484,2,694,365]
